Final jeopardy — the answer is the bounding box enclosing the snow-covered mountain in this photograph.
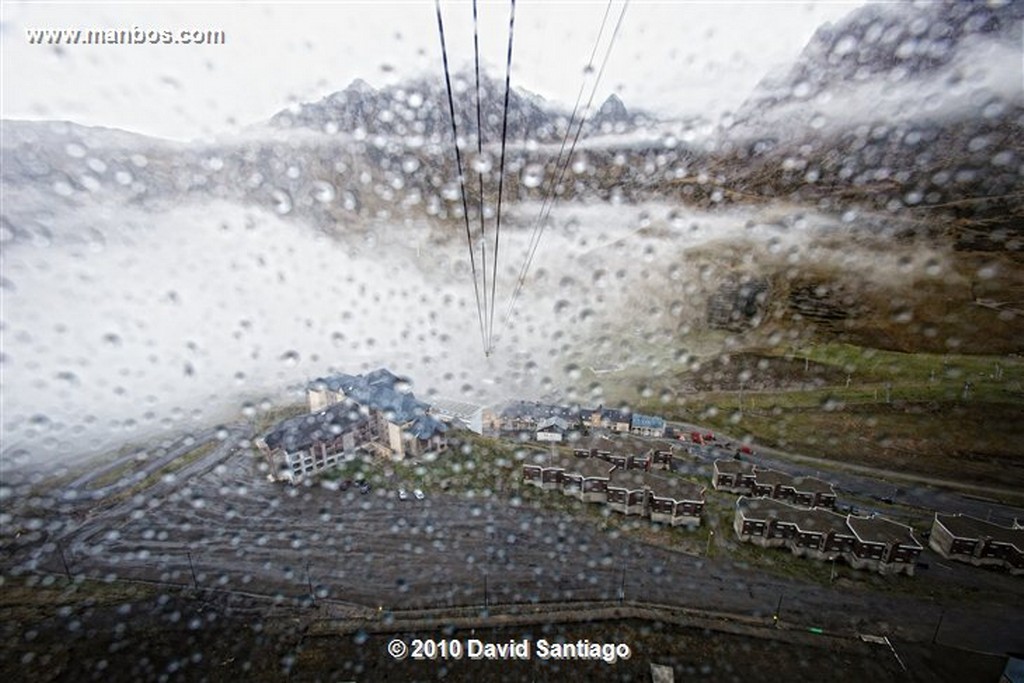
[712,0,1023,227]
[268,72,643,144]
[727,1,1023,142]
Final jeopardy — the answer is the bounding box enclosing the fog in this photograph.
[1,155,951,470]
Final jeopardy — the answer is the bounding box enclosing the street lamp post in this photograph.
[706,529,715,557]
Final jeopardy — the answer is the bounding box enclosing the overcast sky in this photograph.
[2,1,864,141]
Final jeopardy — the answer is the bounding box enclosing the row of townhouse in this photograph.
[572,446,675,471]
[713,459,837,509]
[497,401,667,440]
[734,497,924,576]
[929,513,1024,575]
[257,368,449,482]
[522,451,705,527]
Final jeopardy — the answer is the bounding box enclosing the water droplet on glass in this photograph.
[472,154,492,174]
[311,181,335,203]
[272,189,293,215]
[522,164,544,189]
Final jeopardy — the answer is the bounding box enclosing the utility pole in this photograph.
[187,550,199,589]
[774,593,784,627]
[56,541,72,581]
[705,529,715,557]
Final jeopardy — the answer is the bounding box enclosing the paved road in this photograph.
[664,420,1024,526]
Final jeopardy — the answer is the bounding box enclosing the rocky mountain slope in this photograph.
[712,0,1023,241]
[268,72,643,143]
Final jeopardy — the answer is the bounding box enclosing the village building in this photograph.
[256,400,374,483]
[561,457,616,503]
[428,397,491,435]
[522,453,612,503]
[521,453,704,524]
[606,470,706,526]
[712,459,757,493]
[631,413,666,438]
[647,475,706,527]
[929,514,1024,575]
[606,470,650,516]
[536,416,571,442]
[602,408,633,433]
[651,449,674,470]
[734,497,854,561]
[498,400,581,434]
[845,516,923,576]
[712,460,836,508]
[733,497,921,576]
[304,368,448,461]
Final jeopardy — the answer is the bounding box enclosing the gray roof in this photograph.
[537,416,571,432]
[311,368,429,424]
[500,400,581,421]
[527,453,613,479]
[737,497,848,534]
[429,397,484,419]
[408,414,448,440]
[601,407,632,423]
[847,516,922,548]
[792,476,835,494]
[714,459,756,475]
[609,470,705,502]
[750,468,795,488]
[264,400,367,453]
[936,514,1024,549]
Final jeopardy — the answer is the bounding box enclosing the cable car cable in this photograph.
[435,0,488,352]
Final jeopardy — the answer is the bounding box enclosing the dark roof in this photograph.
[646,474,705,502]
[264,400,368,453]
[737,497,847,534]
[408,414,448,440]
[500,401,580,421]
[528,453,613,479]
[609,470,705,501]
[847,516,922,548]
[792,476,835,494]
[936,514,1024,548]
[312,368,429,424]
[750,468,794,488]
[601,407,631,423]
[714,459,755,475]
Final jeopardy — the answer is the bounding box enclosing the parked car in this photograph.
[398,488,409,501]
[413,489,425,501]
[339,479,353,491]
